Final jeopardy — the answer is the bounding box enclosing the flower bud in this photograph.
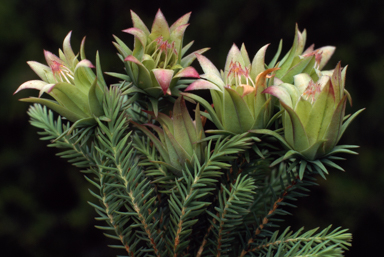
[133,97,206,175]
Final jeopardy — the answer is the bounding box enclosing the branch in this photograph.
[239,175,299,257]
[250,225,352,256]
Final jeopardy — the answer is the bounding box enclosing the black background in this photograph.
[0,0,382,256]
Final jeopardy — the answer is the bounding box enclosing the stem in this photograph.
[196,222,215,257]
[173,172,207,256]
[129,190,161,257]
[239,177,298,257]
[102,191,135,257]
[111,138,161,257]
[173,207,186,257]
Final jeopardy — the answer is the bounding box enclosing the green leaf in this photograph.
[195,53,222,81]
[172,97,194,156]
[150,9,170,40]
[74,64,95,94]
[280,56,314,84]
[125,55,153,90]
[131,121,170,165]
[280,101,310,152]
[251,44,269,79]
[50,82,90,116]
[223,87,254,133]
[88,78,104,117]
[338,108,365,142]
[181,92,224,130]
[130,10,150,35]
[20,97,85,122]
[112,35,132,57]
[180,47,210,68]
[63,31,78,69]
[305,82,335,146]
[268,39,282,69]
[250,129,292,150]
[95,51,107,89]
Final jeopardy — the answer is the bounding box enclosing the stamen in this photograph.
[51,62,74,83]
[45,50,74,84]
[226,61,254,87]
[303,80,321,103]
[152,36,178,69]
[302,49,323,69]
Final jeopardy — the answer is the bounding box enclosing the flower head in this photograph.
[112,9,209,98]
[184,43,277,134]
[263,63,363,160]
[14,32,104,125]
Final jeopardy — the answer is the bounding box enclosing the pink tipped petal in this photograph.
[185,80,221,91]
[76,59,95,69]
[317,46,336,70]
[224,44,243,73]
[195,53,221,78]
[40,83,56,97]
[122,27,147,48]
[180,47,210,67]
[302,44,315,55]
[152,69,174,95]
[295,25,307,55]
[317,75,331,91]
[14,80,48,95]
[174,66,200,78]
[63,31,76,65]
[44,50,64,67]
[130,10,150,35]
[274,78,283,86]
[27,61,52,82]
[331,62,343,103]
[263,85,293,108]
[200,73,225,89]
[124,55,142,65]
[251,44,269,79]
[240,43,251,67]
[169,23,189,50]
[170,12,191,32]
[80,37,87,59]
[151,9,170,39]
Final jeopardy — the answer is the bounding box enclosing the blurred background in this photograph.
[0,0,382,256]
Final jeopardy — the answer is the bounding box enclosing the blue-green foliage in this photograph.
[27,83,352,256]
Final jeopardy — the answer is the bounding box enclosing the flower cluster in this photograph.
[15,10,363,166]
[184,24,363,161]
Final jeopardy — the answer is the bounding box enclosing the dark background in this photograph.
[1,0,382,256]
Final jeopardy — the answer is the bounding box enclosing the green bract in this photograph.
[14,32,106,127]
[112,9,209,99]
[133,97,206,175]
[273,24,336,84]
[184,44,278,134]
[263,63,364,160]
